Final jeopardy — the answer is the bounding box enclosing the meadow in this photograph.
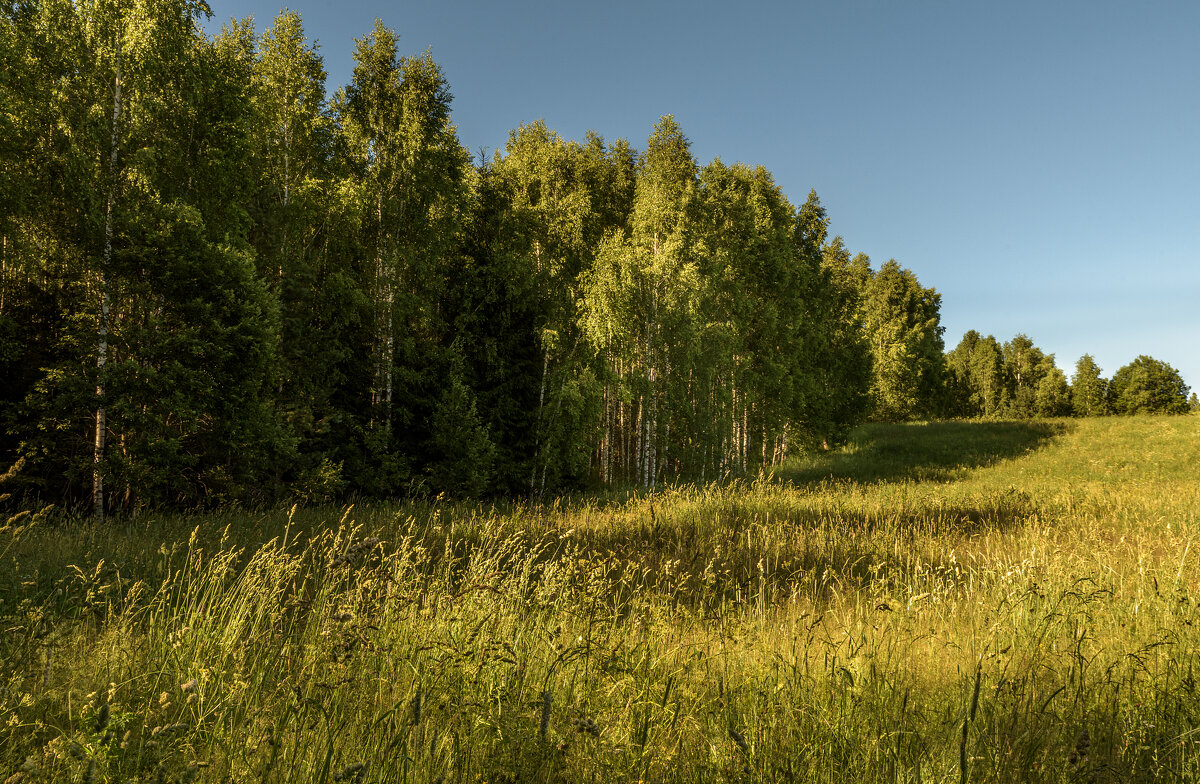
[1,415,1198,783]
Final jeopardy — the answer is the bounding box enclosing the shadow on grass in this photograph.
[776,419,1071,486]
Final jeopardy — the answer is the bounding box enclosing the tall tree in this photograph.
[791,209,872,446]
[582,116,698,488]
[626,115,697,487]
[248,10,368,493]
[1001,334,1047,419]
[10,1,286,511]
[858,259,945,421]
[339,23,470,493]
[1033,361,1071,417]
[690,160,800,472]
[1070,354,1108,417]
[945,331,1006,418]
[491,122,602,494]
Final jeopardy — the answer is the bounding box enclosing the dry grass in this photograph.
[1,415,1198,782]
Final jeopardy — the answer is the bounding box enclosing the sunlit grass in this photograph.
[2,415,1198,782]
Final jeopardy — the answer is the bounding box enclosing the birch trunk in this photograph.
[1,234,7,315]
[94,43,122,524]
[530,347,549,495]
[601,384,611,484]
[635,395,644,488]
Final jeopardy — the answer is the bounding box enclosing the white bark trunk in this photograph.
[95,43,122,523]
[1,234,7,315]
[530,347,548,496]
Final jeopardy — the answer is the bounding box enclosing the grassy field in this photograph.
[2,415,1198,783]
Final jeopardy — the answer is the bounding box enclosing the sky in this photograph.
[204,0,1200,391]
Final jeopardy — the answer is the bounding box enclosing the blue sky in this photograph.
[205,0,1200,390]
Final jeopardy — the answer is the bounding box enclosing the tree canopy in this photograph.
[1,2,1188,513]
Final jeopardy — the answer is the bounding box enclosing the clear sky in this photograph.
[204,0,1200,391]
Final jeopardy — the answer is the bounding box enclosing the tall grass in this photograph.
[1,415,1198,782]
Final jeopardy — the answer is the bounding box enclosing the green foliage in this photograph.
[858,259,946,421]
[4,0,287,509]
[944,331,1006,418]
[10,3,1183,511]
[1108,355,1191,415]
[1070,353,1108,417]
[427,358,496,497]
[946,332,1075,421]
[247,10,367,491]
[488,121,618,494]
[801,234,873,444]
[1033,362,1071,417]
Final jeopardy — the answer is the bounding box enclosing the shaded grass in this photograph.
[1,415,1198,783]
[775,419,1069,485]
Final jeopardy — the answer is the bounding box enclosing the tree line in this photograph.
[945,335,1194,420]
[0,3,1191,513]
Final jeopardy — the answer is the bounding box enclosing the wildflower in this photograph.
[1068,728,1090,768]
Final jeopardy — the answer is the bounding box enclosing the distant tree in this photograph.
[858,259,945,421]
[1189,392,1199,413]
[1033,361,1071,417]
[1070,354,1108,417]
[1108,356,1190,415]
[1001,334,1048,419]
[944,331,1006,418]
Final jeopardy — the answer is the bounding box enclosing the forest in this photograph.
[1,2,1193,516]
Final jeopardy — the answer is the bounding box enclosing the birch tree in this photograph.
[340,23,469,493]
[1070,354,1108,417]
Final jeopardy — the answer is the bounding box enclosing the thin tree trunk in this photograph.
[601,383,611,484]
[635,395,644,488]
[95,42,122,524]
[1,234,7,315]
[373,191,394,435]
[742,401,749,473]
[280,82,290,285]
[540,367,567,494]
[530,347,549,496]
[373,194,384,408]
[662,355,671,482]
